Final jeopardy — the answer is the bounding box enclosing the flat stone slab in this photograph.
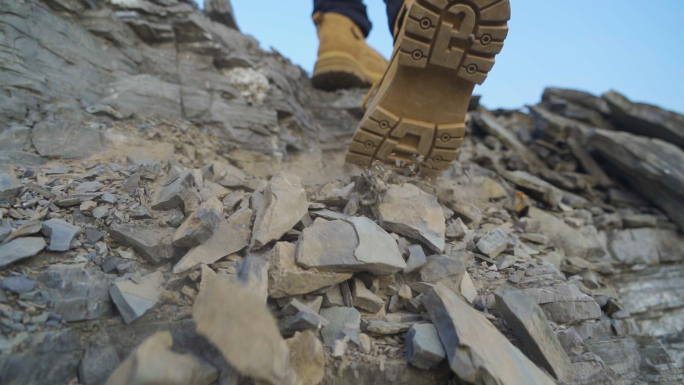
[495,288,574,381]
[523,283,602,324]
[296,218,406,275]
[42,218,81,252]
[424,283,555,385]
[319,307,361,347]
[173,208,252,274]
[109,223,176,263]
[109,271,165,324]
[268,242,351,299]
[406,323,446,370]
[251,172,307,248]
[0,237,46,269]
[40,263,112,322]
[378,184,446,253]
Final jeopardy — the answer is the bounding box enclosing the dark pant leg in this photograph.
[313,0,373,37]
[383,0,404,35]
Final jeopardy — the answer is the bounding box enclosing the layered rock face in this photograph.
[1,1,684,385]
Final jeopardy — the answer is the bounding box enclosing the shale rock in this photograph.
[424,283,555,384]
[405,323,446,370]
[268,242,351,299]
[173,208,251,274]
[41,218,81,252]
[378,184,446,253]
[109,223,176,264]
[0,237,46,269]
[40,263,112,322]
[608,228,684,266]
[495,288,573,381]
[523,283,602,324]
[172,197,222,247]
[109,271,165,324]
[587,128,684,229]
[251,172,307,248]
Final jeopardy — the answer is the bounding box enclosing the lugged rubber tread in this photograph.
[345,0,510,176]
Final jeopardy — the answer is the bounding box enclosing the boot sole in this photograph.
[313,53,381,91]
[345,0,510,176]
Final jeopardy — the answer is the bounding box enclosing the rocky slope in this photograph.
[1,0,684,384]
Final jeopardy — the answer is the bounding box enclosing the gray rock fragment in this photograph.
[527,207,604,259]
[41,218,81,252]
[251,172,307,248]
[523,283,602,324]
[476,228,511,258]
[0,219,11,242]
[406,323,446,370]
[0,173,21,201]
[40,264,112,322]
[404,245,427,274]
[608,228,684,266]
[424,283,555,384]
[109,223,176,264]
[78,343,120,385]
[151,170,198,212]
[268,242,351,299]
[378,184,446,253]
[319,306,361,347]
[109,271,165,324]
[351,279,384,313]
[172,197,222,247]
[173,208,251,274]
[496,288,574,381]
[1,275,37,294]
[0,237,46,269]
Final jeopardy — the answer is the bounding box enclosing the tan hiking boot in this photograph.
[345,0,511,176]
[312,12,389,91]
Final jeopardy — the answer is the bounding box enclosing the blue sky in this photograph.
[219,1,684,113]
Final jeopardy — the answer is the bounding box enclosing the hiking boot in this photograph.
[345,0,511,176]
[312,12,389,91]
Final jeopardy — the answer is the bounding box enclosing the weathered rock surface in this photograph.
[406,324,446,370]
[173,208,251,274]
[608,228,684,266]
[424,283,555,384]
[523,283,602,324]
[152,170,200,213]
[193,277,295,385]
[172,197,222,247]
[378,184,446,253]
[79,343,121,385]
[296,218,405,275]
[109,271,165,324]
[351,278,384,313]
[252,172,307,248]
[0,237,46,269]
[40,264,112,322]
[495,288,573,381]
[0,173,22,201]
[268,242,351,298]
[527,207,604,259]
[587,128,684,229]
[41,218,81,252]
[109,223,176,263]
[319,306,361,347]
[603,90,684,148]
